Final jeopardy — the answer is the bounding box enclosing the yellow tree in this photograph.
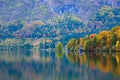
[111,26,120,33]
[97,30,109,49]
[106,31,114,49]
[111,26,120,50]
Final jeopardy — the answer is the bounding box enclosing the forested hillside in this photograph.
[0,0,120,23]
[0,0,120,47]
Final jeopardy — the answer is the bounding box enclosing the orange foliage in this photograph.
[89,34,96,39]
[79,38,83,41]
[98,30,109,39]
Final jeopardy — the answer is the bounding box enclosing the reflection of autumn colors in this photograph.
[66,51,120,76]
[0,49,120,80]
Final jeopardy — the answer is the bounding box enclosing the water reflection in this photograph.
[66,51,120,76]
[0,48,120,80]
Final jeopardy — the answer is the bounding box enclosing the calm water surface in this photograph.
[0,48,120,80]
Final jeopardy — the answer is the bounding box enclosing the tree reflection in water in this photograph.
[0,49,120,80]
[66,50,120,76]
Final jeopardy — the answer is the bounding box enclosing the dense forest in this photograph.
[0,0,120,49]
[0,0,120,23]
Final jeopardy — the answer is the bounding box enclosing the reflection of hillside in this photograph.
[66,51,120,76]
[1,49,120,80]
[0,49,53,63]
[0,50,90,80]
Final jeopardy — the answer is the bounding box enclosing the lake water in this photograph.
[0,48,120,80]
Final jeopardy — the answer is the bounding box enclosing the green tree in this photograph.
[66,38,76,50]
[56,42,64,59]
[56,42,63,52]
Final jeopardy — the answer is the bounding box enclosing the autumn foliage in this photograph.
[66,26,120,51]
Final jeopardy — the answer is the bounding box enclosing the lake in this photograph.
[0,48,120,80]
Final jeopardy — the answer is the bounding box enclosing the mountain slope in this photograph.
[0,0,120,23]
